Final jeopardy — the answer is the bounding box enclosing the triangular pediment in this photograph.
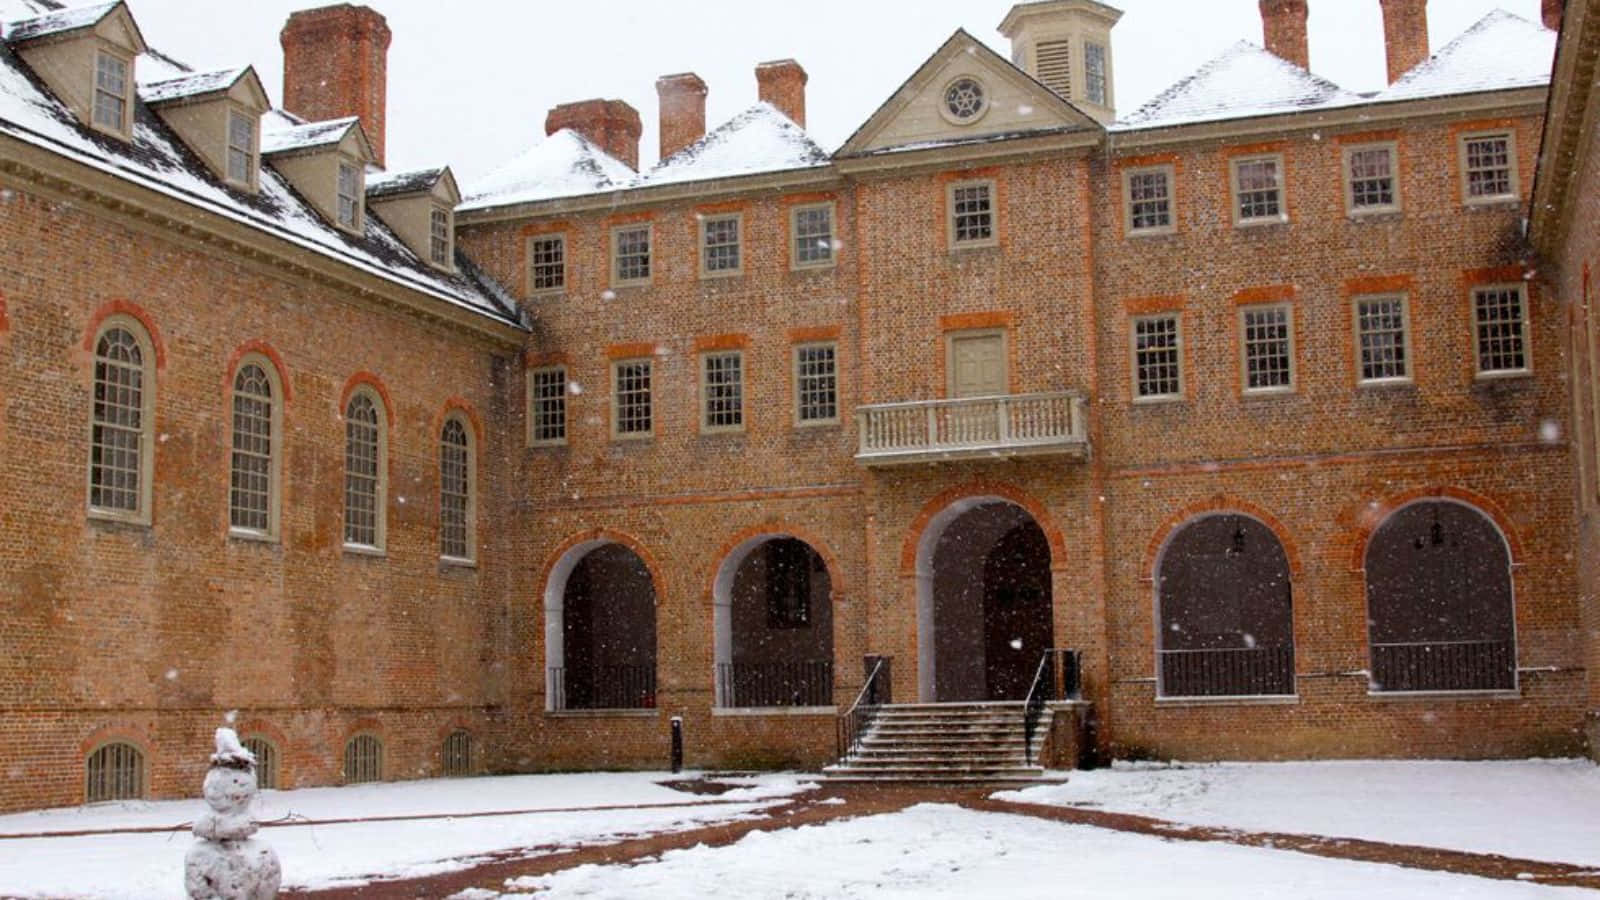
[838,29,1101,158]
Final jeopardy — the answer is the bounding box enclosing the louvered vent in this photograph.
[1035,40,1072,97]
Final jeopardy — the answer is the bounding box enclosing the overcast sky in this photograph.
[113,0,1547,182]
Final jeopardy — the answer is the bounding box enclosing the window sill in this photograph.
[1366,689,1520,701]
[87,508,151,528]
[713,705,838,717]
[794,419,842,430]
[1346,207,1402,220]
[610,280,651,292]
[545,708,658,719]
[1473,369,1533,382]
[949,240,999,253]
[1463,196,1520,209]
[699,269,744,281]
[1155,694,1299,707]
[790,261,838,273]
[1126,226,1176,239]
[1233,216,1290,229]
[1132,395,1184,406]
[342,542,386,559]
[440,555,477,569]
[1241,387,1296,399]
[1357,377,1415,389]
[527,289,566,300]
[227,527,278,545]
[610,432,654,443]
[699,426,747,437]
[528,439,568,449]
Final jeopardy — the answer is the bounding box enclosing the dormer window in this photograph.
[429,207,452,267]
[226,110,255,186]
[337,162,362,230]
[93,51,129,134]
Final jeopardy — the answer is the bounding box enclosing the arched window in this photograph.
[89,321,154,522]
[439,416,473,561]
[343,391,385,550]
[343,734,382,784]
[85,741,144,802]
[1366,500,1516,692]
[241,736,278,790]
[1156,514,1295,697]
[229,360,279,537]
[443,730,472,776]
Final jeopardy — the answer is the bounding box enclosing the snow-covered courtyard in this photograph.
[0,760,1596,898]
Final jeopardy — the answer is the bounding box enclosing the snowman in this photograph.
[183,728,281,899]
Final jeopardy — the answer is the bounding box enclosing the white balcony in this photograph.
[855,392,1089,466]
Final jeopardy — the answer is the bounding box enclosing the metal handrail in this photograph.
[1022,649,1082,765]
[1022,651,1055,766]
[835,657,889,760]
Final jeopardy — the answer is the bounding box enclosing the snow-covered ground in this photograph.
[0,772,815,897]
[497,803,1594,900]
[996,759,1600,868]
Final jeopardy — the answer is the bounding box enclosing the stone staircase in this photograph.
[823,701,1066,784]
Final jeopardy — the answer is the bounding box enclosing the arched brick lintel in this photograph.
[224,340,294,404]
[1142,494,1305,579]
[1349,485,1524,570]
[432,396,485,446]
[338,371,395,427]
[83,299,167,370]
[704,519,845,605]
[540,527,669,606]
[899,480,1068,576]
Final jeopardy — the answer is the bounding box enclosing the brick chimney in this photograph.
[545,99,642,171]
[1378,0,1428,84]
[656,73,707,163]
[1259,0,1309,70]
[1544,0,1565,30]
[756,60,807,128]
[280,4,391,166]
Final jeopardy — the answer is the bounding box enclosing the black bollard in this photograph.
[670,716,683,773]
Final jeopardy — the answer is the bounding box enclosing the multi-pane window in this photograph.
[241,737,277,790]
[443,730,472,777]
[89,324,150,519]
[343,392,383,548]
[1232,156,1284,224]
[529,235,565,293]
[792,204,834,267]
[1473,285,1530,375]
[229,362,275,535]
[1240,305,1294,392]
[429,207,452,267]
[795,343,839,425]
[1355,296,1411,382]
[85,742,143,802]
[343,735,382,784]
[1125,167,1173,233]
[612,359,653,437]
[92,52,128,133]
[1463,133,1515,201]
[702,351,744,432]
[613,226,651,285]
[337,162,361,230]
[702,214,741,275]
[226,111,255,185]
[529,366,568,444]
[1346,144,1397,213]
[439,418,472,561]
[1084,42,1108,106]
[1133,314,1182,400]
[949,181,995,246]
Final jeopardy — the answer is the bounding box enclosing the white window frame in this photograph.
[1123,165,1175,236]
[342,387,387,553]
[87,316,156,525]
[701,213,743,278]
[793,341,840,427]
[91,49,131,137]
[610,358,654,439]
[438,414,475,564]
[1343,142,1400,216]
[611,224,652,287]
[527,234,566,295]
[527,365,568,446]
[1472,283,1533,378]
[1083,41,1108,107]
[700,350,746,433]
[1238,303,1296,395]
[1460,131,1519,205]
[429,206,453,269]
[227,354,282,541]
[336,161,363,232]
[225,109,257,188]
[1230,154,1288,226]
[790,203,836,270]
[947,179,997,249]
[1353,294,1414,385]
[1131,313,1183,403]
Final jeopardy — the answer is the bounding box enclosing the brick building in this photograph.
[0,0,1593,813]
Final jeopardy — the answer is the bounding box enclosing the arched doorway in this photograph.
[544,541,657,710]
[1365,499,1516,692]
[915,499,1053,702]
[713,536,834,707]
[1155,514,1294,697]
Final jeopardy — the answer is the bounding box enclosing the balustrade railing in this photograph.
[548,664,657,711]
[856,393,1088,465]
[1369,639,1515,693]
[1158,646,1294,698]
[716,660,834,708]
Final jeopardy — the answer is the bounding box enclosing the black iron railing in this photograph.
[836,656,891,760]
[1370,639,1515,692]
[716,660,834,708]
[1158,646,1294,698]
[548,664,657,711]
[1023,649,1082,765]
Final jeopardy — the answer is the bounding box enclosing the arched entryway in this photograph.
[915,499,1053,702]
[1365,499,1516,692]
[544,540,658,710]
[713,536,834,707]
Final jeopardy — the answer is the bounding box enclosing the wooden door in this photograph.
[948,331,1006,398]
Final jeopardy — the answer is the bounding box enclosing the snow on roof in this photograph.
[0,0,61,21]
[637,102,828,188]
[0,41,517,326]
[2,1,113,43]
[459,128,633,210]
[137,67,242,105]
[1114,41,1363,131]
[260,115,359,156]
[367,166,445,199]
[1376,10,1555,103]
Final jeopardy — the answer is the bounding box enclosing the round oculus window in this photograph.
[942,77,987,123]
